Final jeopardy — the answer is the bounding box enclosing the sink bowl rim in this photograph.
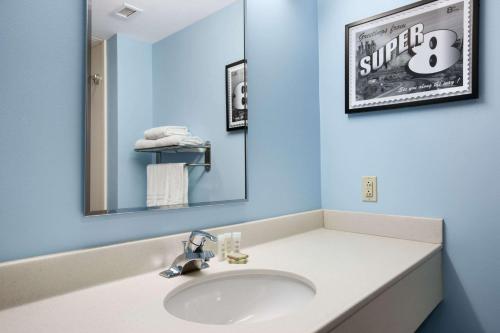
[164,269,317,302]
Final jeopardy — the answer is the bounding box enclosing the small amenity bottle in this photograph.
[217,234,226,261]
[232,232,241,253]
[224,233,233,255]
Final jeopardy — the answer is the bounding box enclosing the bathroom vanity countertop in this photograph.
[0,228,441,333]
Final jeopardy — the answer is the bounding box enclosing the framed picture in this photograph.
[345,0,479,114]
[226,60,248,131]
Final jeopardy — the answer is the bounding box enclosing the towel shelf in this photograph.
[135,142,211,172]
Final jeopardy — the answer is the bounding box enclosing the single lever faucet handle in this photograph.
[189,230,217,245]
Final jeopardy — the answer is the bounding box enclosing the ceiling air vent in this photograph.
[115,3,143,19]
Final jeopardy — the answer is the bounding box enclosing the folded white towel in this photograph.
[134,139,157,150]
[144,126,189,140]
[147,163,188,207]
[179,136,205,147]
[135,135,205,150]
[135,135,184,150]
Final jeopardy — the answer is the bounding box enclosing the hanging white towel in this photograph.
[144,126,189,140]
[147,164,188,207]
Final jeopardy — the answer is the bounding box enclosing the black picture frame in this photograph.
[226,59,248,131]
[345,0,479,114]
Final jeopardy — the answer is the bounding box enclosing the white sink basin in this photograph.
[164,270,316,325]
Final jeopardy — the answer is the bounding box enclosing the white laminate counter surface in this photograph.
[0,228,441,333]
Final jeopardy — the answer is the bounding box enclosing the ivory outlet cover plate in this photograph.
[362,176,377,202]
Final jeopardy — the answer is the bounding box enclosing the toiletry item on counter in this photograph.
[224,232,233,255]
[216,231,248,263]
[227,253,248,261]
[228,252,249,264]
[232,232,241,253]
[217,234,226,261]
[228,258,248,264]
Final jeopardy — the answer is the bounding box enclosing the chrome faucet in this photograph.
[160,230,217,279]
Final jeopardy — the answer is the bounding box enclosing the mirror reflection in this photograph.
[86,0,247,215]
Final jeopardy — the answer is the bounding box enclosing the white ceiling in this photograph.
[91,0,240,43]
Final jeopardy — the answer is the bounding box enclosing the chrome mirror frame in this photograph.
[84,0,248,216]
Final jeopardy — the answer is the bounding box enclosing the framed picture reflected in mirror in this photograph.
[226,59,248,131]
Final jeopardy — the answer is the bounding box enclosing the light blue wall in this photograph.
[318,0,499,332]
[0,0,321,262]
[4,0,496,331]
[107,34,153,209]
[152,1,246,203]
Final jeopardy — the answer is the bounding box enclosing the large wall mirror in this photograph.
[85,0,247,216]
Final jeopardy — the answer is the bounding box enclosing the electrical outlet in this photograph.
[362,176,377,202]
